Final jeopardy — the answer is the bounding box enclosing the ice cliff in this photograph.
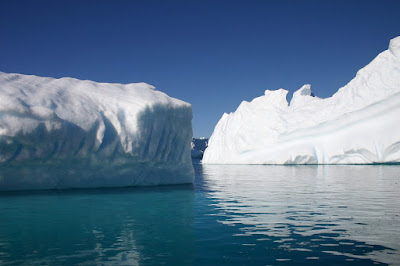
[203,36,400,164]
[0,73,194,190]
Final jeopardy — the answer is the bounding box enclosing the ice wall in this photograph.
[203,36,400,164]
[0,72,194,190]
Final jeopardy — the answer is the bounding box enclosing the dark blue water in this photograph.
[1,162,399,265]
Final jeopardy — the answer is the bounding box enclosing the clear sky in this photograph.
[1,0,399,137]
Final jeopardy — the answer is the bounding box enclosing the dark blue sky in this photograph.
[1,0,399,137]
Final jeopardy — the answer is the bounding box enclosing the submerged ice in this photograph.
[203,36,400,164]
[0,73,194,190]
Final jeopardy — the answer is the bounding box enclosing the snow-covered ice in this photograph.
[203,36,400,164]
[0,72,194,190]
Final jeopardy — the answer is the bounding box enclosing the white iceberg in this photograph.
[203,36,400,164]
[0,72,194,190]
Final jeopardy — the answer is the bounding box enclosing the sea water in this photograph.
[0,162,399,265]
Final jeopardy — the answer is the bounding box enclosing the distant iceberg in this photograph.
[203,36,400,164]
[0,72,194,190]
[191,137,209,159]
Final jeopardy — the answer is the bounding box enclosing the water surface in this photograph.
[1,163,399,265]
[195,163,400,265]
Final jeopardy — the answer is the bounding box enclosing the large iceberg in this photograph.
[203,36,400,164]
[0,72,194,190]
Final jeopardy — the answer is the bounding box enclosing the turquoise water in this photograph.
[1,162,399,265]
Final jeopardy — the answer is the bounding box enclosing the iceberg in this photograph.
[203,36,400,164]
[191,137,209,159]
[191,145,204,159]
[0,72,194,190]
[192,137,208,151]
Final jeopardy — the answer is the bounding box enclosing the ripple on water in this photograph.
[197,164,400,265]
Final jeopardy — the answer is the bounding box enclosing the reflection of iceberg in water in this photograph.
[201,164,400,264]
[0,186,194,265]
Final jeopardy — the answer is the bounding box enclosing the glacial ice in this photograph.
[203,36,400,164]
[0,72,194,190]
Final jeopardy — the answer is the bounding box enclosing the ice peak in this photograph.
[296,84,312,96]
[263,89,289,108]
[290,84,316,108]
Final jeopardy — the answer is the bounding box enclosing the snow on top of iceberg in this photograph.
[0,72,189,142]
[203,36,400,164]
